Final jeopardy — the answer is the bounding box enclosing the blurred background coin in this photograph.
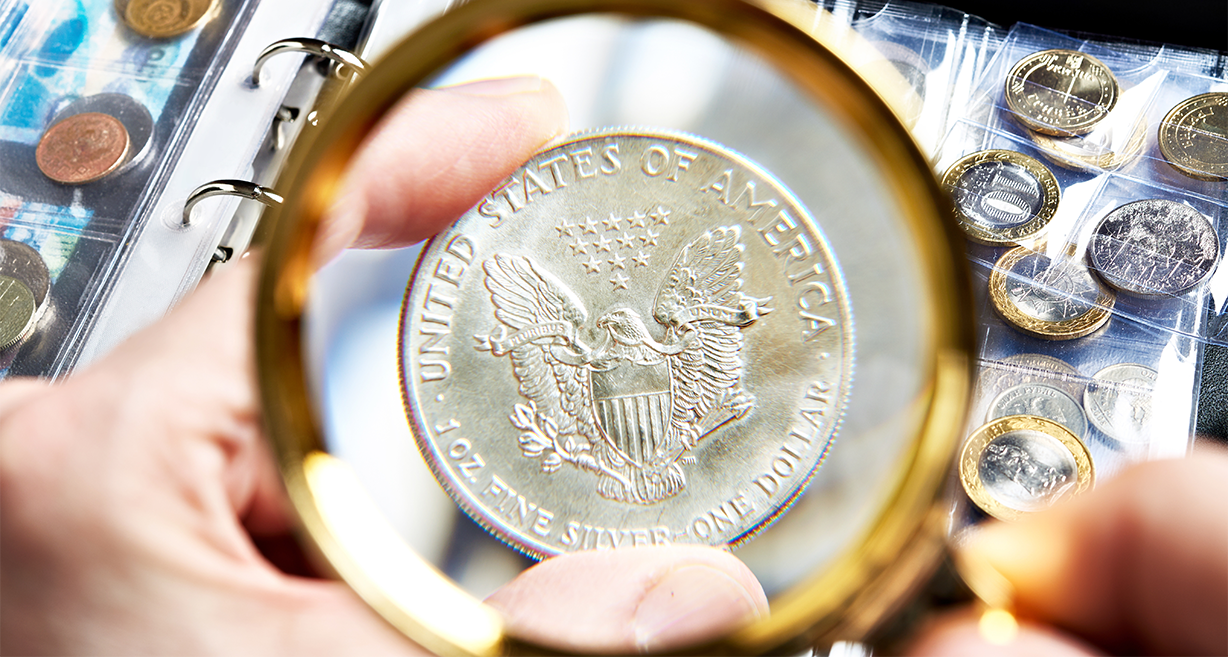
[0,240,50,323]
[1084,363,1156,444]
[988,382,1089,439]
[0,274,37,351]
[117,0,218,38]
[51,94,154,176]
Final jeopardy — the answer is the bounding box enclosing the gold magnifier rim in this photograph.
[254,0,975,654]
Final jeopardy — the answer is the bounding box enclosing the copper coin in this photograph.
[119,0,217,38]
[35,112,130,185]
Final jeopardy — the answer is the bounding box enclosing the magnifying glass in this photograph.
[255,0,974,653]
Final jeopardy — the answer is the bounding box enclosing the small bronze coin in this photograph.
[1158,92,1228,181]
[35,112,130,185]
[0,274,36,352]
[118,0,217,38]
[1005,49,1119,137]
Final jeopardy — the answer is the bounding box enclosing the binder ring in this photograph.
[252,38,368,86]
[183,180,284,227]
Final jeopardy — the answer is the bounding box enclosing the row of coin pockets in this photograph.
[0,200,123,377]
[0,0,258,378]
[933,24,1226,529]
[808,0,1003,157]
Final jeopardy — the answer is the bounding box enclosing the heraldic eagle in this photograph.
[476,225,771,505]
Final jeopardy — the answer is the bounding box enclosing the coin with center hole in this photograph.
[1087,199,1219,297]
[941,150,1060,246]
[35,112,130,185]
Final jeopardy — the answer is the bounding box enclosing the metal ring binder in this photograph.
[251,37,368,86]
[182,179,284,227]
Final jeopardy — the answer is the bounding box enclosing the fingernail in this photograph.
[633,564,765,652]
[443,75,545,96]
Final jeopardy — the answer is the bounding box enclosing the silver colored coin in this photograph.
[988,383,1088,439]
[51,93,154,176]
[400,129,853,557]
[976,353,1084,400]
[978,428,1079,513]
[1084,363,1156,444]
[1087,199,1219,297]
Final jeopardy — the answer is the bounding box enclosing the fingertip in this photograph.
[904,611,1102,657]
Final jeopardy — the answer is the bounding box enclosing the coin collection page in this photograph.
[0,0,264,378]
[929,22,1226,526]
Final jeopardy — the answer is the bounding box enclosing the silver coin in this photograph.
[0,239,50,316]
[400,129,853,557]
[988,383,1088,439]
[50,93,154,176]
[976,353,1084,401]
[1084,363,1156,444]
[978,428,1079,513]
[1087,199,1219,297]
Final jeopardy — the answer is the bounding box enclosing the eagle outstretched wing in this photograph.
[652,226,761,446]
[481,254,601,468]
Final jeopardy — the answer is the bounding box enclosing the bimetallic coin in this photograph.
[941,150,1060,246]
[989,246,1114,340]
[960,415,1093,521]
[118,0,217,38]
[1159,92,1228,181]
[0,240,50,323]
[36,112,130,185]
[1005,49,1119,137]
[1028,110,1147,172]
[51,94,155,176]
[400,130,853,557]
[1084,363,1156,444]
[0,275,36,352]
[1087,199,1219,297]
[988,383,1088,440]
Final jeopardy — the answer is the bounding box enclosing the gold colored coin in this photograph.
[1029,110,1148,172]
[1158,92,1228,181]
[0,274,36,351]
[989,246,1114,340]
[1005,49,1119,137]
[941,149,1059,246]
[960,415,1093,521]
[35,112,130,185]
[118,0,217,38]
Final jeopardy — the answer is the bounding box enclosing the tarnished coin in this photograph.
[1028,110,1148,172]
[400,129,852,556]
[0,274,36,352]
[988,383,1088,439]
[989,246,1114,340]
[1087,199,1219,297]
[941,150,1059,246]
[51,94,155,176]
[1005,49,1119,137]
[36,112,130,185]
[1084,363,1156,444]
[0,240,50,320]
[118,0,217,38]
[960,415,1093,521]
[1158,92,1228,181]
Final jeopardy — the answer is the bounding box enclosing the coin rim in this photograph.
[253,0,976,654]
[941,149,1061,246]
[1004,48,1120,137]
[0,274,37,352]
[989,245,1115,340]
[987,382,1089,439]
[1158,91,1228,181]
[960,414,1094,521]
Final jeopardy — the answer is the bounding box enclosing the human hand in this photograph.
[0,77,767,655]
[906,448,1228,656]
